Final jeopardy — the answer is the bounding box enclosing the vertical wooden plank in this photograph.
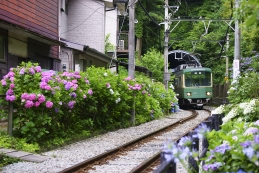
[8,101,13,136]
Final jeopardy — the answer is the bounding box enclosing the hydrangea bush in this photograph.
[0,62,177,143]
[162,120,259,172]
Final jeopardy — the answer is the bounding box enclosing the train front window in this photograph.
[184,71,211,87]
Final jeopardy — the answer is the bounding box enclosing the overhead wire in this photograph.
[61,0,117,34]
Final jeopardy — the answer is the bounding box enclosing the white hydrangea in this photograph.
[239,102,249,109]
[222,108,238,124]
[243,105,254,114]
[211,104,225,114]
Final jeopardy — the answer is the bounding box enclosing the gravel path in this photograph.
[1,107,214,173]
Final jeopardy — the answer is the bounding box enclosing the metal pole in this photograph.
[226,34,229,83]
[233,0,240,79]
[163,0,169,90]
[128,0,135,79]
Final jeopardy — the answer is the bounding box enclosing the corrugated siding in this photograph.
[0,0,58,40]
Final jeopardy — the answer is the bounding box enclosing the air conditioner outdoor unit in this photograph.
[118,40,124,50]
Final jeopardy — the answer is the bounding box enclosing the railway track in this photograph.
[59,109,211,173]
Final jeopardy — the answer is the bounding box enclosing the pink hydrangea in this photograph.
[10,77,15,82]
[46,101,53,108]
[44,85,52,90]
[7,89,14,95]
[21,93,29,100]
[40,82,48,89]
[72,80,78,84]
[35,66,41,72]
[88,89,93,95]
[6,95,16,102]
[29,68,35,74]
[37,94,46,103]
[10,83,15,89]
[85,80,89,84]
[25,100,34,108]
[7,71,15,77]
[1,80,6,86]
[34,101,41,107]
[83,94,86,99]
[28,94,37,101]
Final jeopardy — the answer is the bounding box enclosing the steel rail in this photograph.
[130,108,211,173]
[59,110,198,173]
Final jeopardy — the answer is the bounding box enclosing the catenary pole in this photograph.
[128,0,135,79]
[233,0,240,79]
[163,0,170,90]
[129,0,136,125]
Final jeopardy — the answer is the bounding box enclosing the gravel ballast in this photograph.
[1,107,215,173]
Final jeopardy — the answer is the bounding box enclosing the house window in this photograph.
[61,0,68,15]
[0,36,5,61]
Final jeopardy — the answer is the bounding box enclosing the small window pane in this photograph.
[0,36,4,60]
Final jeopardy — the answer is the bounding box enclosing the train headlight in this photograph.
[186,92,192,96]
[206,92,211,96]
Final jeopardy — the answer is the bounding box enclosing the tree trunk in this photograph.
[136,37,142,60]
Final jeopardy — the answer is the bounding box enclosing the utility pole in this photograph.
[128,0,135,79]
[233,0,240,79]
[163,0,170,90]
[128,0,136,126]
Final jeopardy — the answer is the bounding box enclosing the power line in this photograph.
[138,1,159,26]
[61,6,103,34]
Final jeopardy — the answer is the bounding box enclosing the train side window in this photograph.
[174,78,178,86]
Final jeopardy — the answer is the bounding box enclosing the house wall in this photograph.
[0,0,59,40]
[105,10,118,49]
[59,0,68,39]
[67,0,105,53]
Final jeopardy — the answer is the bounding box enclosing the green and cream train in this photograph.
[173,64,213,109]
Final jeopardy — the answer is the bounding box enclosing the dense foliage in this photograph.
[0,62,177,145]
[131,0,259,84]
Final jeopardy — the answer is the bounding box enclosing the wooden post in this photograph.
[8,101,13,136]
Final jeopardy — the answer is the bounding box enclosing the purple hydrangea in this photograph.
[70,92,77,98]
[240,141,252,148]
[19,68,25,75]
[244,127,259,135]
[65,82,74,90]
[193,123,211,139]
[214,143,231,154]
[68,101,76,109]
[242,146,255,158]
[203,162,223,171]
